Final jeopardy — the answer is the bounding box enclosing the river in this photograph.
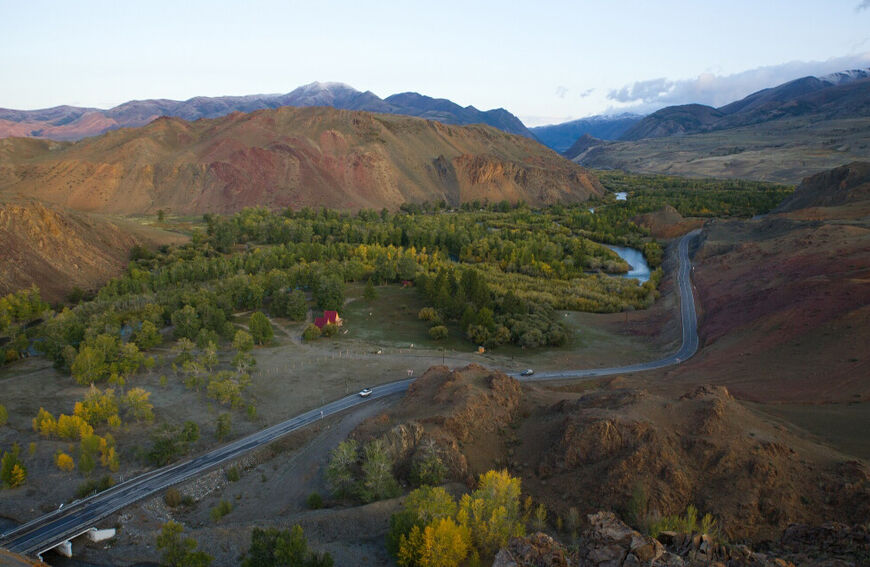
[605,245,650,283]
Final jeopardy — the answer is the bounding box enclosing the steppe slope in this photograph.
[0,106,601,214]
[674,163,870,402]
[0,200,186,302]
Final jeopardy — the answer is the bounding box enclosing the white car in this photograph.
[520,369,534,376]
[358,388,373,398]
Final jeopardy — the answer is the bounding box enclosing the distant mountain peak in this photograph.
[818,68,870,86]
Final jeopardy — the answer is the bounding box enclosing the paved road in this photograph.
[1,230,700,559]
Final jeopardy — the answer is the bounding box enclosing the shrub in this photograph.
[428,325,448,341]
[0,403,7,426]
[321,323,338,337]
[226,466,240,482]
[302,324,322,341]
[307,492,323,510]
[165,487,183,507]
[210,500,233,522]
[75,475,114,498]
[157,521,213,567]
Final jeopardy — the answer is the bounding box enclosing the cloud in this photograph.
[555,85,568,99]
[579,88,594,98]
[606,53,870,113]
[858,0,870,10]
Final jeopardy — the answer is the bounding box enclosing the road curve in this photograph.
[1,230,701,558]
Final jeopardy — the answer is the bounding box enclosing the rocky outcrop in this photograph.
[774,161,870,213]
[494,512,804,567]
[522,385,870,542]
[353,364,523,482]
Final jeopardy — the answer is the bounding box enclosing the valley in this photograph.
[0,65,868,566]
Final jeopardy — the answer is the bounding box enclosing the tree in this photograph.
[326,439,358,498]
[397,255,418,281]
[56,452,75,472]
[1,444,26,488]
[360,439,400,503]
[0,403,7,426]
[457,470,524,555]
[157,209,166,222]
[133,320,162,350]
[216,413,232,441]
[314,276,344,311]
[171,305,200,339]
[156,521,213,567]
[232,329,253,353]
[123,387,155,422]
[398,518,471,567]
[249,312,274,345]
[364,279,377,301]
[388,485,457,555]
[71,345,108,385]
[242,525,333,567]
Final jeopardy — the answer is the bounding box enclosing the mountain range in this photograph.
[0,105,601,214]
[530,113,643,152]
[620,68,870,141]
[0,82,536,142]
[569,69,870,182]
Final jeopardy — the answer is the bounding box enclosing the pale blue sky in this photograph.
[1,0,869,125]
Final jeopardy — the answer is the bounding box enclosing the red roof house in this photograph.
[314,310,342,329]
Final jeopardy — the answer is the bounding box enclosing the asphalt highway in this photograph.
[0,229,700,559]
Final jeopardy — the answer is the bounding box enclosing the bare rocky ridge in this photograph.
[0,106,602,214]
[493,512,869,566]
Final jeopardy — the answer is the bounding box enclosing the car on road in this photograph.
[520,369,534,376]
[358,387,373,398]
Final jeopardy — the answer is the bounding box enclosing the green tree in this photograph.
[133,320,162,350]
[360,439,400,503]
[216,413,232,441]
[364,279,377,301]
[249,312,274,345]
[156,521,213,567]
[326,439,358,498]
[233,329,255,352]
[314,276,344,311]
[171,305,200,339]
[71,346,108,385]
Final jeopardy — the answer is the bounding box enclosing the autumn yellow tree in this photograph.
[55,452,75,472]
[398,517,471,567]
[457,469,524,555]
[32,407,56,437]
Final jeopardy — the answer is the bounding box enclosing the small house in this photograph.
[314,310,342,329]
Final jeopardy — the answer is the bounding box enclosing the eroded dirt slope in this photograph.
[0,106,602,214]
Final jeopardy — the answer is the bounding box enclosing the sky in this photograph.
[1,0,869,126]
